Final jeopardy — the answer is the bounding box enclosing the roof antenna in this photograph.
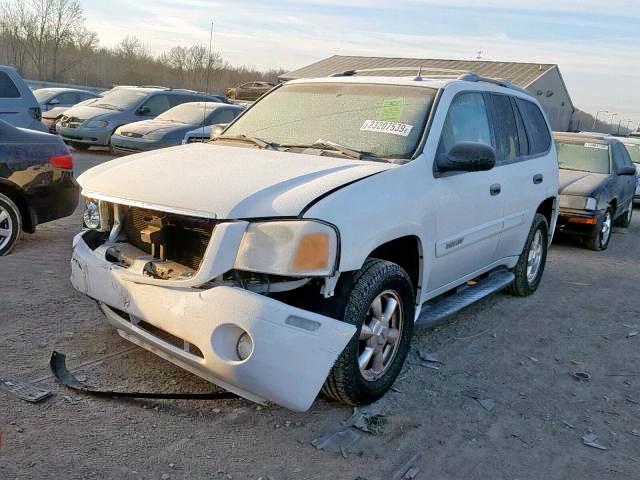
[202,21,214,142]
[413,65,423,81]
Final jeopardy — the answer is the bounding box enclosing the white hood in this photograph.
[78,143,395,219]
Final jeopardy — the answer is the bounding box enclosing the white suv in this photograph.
[71,71,559,411]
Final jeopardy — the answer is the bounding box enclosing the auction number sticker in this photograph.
[361,120,414,137]
[584,142,608,150]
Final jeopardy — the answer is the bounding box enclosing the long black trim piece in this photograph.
[50,351,237,400]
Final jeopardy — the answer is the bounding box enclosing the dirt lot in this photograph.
[1,149,639,480]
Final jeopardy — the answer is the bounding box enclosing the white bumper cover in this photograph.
[70,233,355,411]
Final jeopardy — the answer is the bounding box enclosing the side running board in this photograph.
[416,270,515,328]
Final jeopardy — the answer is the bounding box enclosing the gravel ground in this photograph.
[1,149,639,480]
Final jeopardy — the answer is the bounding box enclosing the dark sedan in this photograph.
[555,132,636,251]
[110,102,244,154]
[0,120,79,255]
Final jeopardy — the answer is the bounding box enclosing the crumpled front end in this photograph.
[70,200,355,411]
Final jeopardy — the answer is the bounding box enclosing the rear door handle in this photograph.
[533,174,544,184]
[490,183,501,196]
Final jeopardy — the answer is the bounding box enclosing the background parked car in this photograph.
[57,86,223,151]
[112,102,244,154]
[0,65,46,132]
[225,81,275,102]
[621,137,640,202]
[555,132,636,250]
[33,88,101,112]
[0,120,78,255]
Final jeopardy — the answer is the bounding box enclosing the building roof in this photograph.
[280,55,557,88]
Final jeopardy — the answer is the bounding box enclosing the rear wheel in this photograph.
[586,207,613,251]
[69,142,90,151]
[320,259,415,406]
[0,193,22,256]
[615,200,633,228]
[507,213,549,297]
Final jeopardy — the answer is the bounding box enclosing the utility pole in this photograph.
[593,110,608,130]
[610,113,618,132]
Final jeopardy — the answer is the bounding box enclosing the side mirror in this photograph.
[48,98,60,105]
[437,142,496,173]
[137,106,151,116]
[209,124,227,140]
[617,165,637,176]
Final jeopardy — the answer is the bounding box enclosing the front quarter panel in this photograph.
[303,158,430,276]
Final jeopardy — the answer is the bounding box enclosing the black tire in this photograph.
[0,193,22,256]
[69,142,90,151]
[507,213,549,297]
[615,201,633,228]
[319,259,415,406]
[585,207,613,251]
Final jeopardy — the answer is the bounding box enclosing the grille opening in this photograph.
[109,307,204,358]
[122,207,216,272]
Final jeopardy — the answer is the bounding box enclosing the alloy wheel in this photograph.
[358,290,404,381]
[600,211,612,247]
[0,205,14,251]
[526,230,544,284]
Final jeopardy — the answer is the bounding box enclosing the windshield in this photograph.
[222,82,436,160]
[624,143,640,165]
[92,88,149,110]
[34,89,56,102]
[157,103,215,124]
[556,141,610,174]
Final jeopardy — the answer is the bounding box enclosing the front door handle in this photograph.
[533,174,544,184]
[490,183,501,196]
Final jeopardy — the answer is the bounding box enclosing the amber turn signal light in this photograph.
[293,233,330,271]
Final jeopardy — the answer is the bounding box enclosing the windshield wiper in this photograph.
[283,139,376,161]
[216,134,276,150]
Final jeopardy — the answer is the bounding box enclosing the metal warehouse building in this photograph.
[280,55,574,132]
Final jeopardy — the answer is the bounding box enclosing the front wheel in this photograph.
[0,193,22,256]
[320,259,415,406]
[585,207,613,251]
[507,213,549,297]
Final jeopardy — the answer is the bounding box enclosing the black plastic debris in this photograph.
[50,351,237,401]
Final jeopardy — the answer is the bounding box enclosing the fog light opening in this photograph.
[236,332,253,361]
[211,324,254,362]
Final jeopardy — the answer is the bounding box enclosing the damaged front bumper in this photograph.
[70,230,355,411]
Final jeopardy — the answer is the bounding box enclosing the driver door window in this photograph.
[437,92,492,160]
[141,94,170,116]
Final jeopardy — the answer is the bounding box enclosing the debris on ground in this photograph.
[417,351,444,365]
[571,372,591,382]
[349,407,388,436]
[389,452,421,480]
[477,399,496,412]
[562,421,575,429]
[311,429,361,453]
[631,429,640,437]
[582,433,608,450]
[626,331,638,338]
[0,379,52,403]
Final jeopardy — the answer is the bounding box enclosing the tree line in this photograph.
[0,0,284,93]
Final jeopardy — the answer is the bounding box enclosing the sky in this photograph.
[83,0,640,128]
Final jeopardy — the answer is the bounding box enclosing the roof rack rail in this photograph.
[328,67,530,95]
[138,85,170,90]
[456,72,530,95]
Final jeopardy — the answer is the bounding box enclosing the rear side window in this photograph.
[0,72,21,98]
[486,93,520,162]
[142,94,171,116]
[516,98,552,155]
[211,108,238,124]
[438,92,492,157]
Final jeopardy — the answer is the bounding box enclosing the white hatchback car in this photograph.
[71,71,559,411]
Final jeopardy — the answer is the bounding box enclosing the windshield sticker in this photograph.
[584,142,608,150]
[361,120,413,137]
[377,98,404,122]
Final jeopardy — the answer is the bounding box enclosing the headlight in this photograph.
[559,195,597,211]
[85,120,108,128]
[234,220,339,276]
[83,198,101,229]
